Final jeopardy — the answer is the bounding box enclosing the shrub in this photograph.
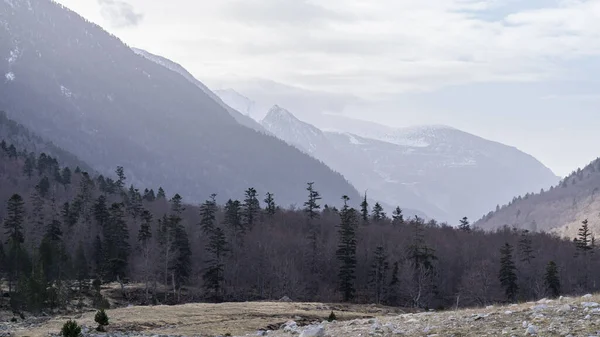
[95,309,109,332]
[61,320,81,337]
[328,311,337,322]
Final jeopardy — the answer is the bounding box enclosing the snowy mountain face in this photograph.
[131,48,266,133]
[262,108,559,222]
[0,0,360,206]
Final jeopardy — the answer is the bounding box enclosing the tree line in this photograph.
[1,139,599,314]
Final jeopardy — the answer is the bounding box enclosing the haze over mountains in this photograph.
[217,92,559,221]
[0,0,359,206]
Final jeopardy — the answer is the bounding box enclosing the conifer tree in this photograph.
[458,217,471,232]
[223,199,244,245]
[115,166,126,189]
[102,203,130,281]
[336,195,357,302]
[499,242,518,302]
[360,193,369,225]
[544,261,560,298]
[264,192,276,217]
[203,226,228,302]
[372,202,386,222]
[4,194,26,292]
[576,219,593,255]
[37,176,51,198]
[369,245,389,304]
[61,167,72,187]
[242,188,260,229]
[61,202,78,228]
[392,207,404,226]
[388,261,400,305]
[143,189,156,202]
[23,156,35,178]
[200,194,218,235]
[157,187,166,199]
[304,182,322,272]
[93,196,110,229]
[407,217,436,270]
[518,230,535,264]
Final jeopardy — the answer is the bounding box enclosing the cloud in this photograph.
[97,0,144,28]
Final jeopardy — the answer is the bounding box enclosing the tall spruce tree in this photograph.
[336,195,357,302]
[200,194,218,235]
[499,242,519,302]
[369,245,389,304]
[458,217,471,232]
[115,166,126,189]
[544,261,560,298]
[138,209,153,300]
[518,230,535,264]
[203,226,228,302]
[576,219,593,255]
[157,187,166,199]
[223,199,244,245]
[102,203,130,281]
[372,202,386,222]
[242,188,260,229]
[304,182,322,273]
[392,207,404,226]
[360,193,369,225]
[264,192,276,217]
[4,194,26,292]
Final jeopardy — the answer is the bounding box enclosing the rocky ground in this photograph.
[4,294,600,337]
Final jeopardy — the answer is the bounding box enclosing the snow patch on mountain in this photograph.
[5,72,14,81]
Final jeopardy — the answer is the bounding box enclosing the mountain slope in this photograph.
[475,158,600,236]
[261,107,558,222]
[214,89,262,120]
[131,48,266,133]
[0,0,359,206]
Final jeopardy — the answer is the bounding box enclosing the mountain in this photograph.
[0,111,92,172]
[131,48,265,133]
[0,0,359,206]
[475,158,600,236]
[214,89,262,120]
[261,107,559,222]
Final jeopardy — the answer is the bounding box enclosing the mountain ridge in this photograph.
[0,0,360,206]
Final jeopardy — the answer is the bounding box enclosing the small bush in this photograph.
[10,317,17,323]
[95,309,109,332]
[328,311,337,322]
[61,320,81,337]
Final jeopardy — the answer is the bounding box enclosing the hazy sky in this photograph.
[55,0,600,177]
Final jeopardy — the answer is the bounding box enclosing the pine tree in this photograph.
[264,192,276,217]
[458,217,471,232]
[23,156,35,178]
[360,193,369,225]
[388,261,400,305]
[576,219,593,255]
[499,242,518,302]
[61,202,78,228]
[37,176,51,198]
[392,207,404,226]
[372,202,386,222]
[4,194,27,293]
[304,182,322,275]
[544,261,560,298]
[143,189,156,202]
[157,187,166,199]
[199,194,218,235]
[93,196,110,229]
[407,217,436,270]
[369,245,389,304]
[518,230,535,264]
[336,195,357,302]
[223,199,244,245]
[115,166,126,189]
[203,226,228,302]
[242,188,260,229]
[102,203,130,281]
[61,167,72,187]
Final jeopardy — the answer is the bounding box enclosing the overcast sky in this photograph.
[55,0,600,177]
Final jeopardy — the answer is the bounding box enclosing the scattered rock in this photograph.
[526,324,538,335]
[299,325,324,337]
[582,302,600,308]
[582,294,593,299]
[279,296,293,303]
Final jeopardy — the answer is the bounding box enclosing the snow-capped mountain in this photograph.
[261,107,559,222]
[132,48,265,133]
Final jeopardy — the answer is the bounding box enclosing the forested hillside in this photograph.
[0,0,358,207]
[476,158,600,236]
[1,138,598,315]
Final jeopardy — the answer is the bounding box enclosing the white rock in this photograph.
[299,326,324,337]
[582,302,599,308]
[504,311,513,315]
[526,324,538,335]
[282,321,299,333]
[522,321,529,328]
[531,304,548,311]
[582,294,593,299]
